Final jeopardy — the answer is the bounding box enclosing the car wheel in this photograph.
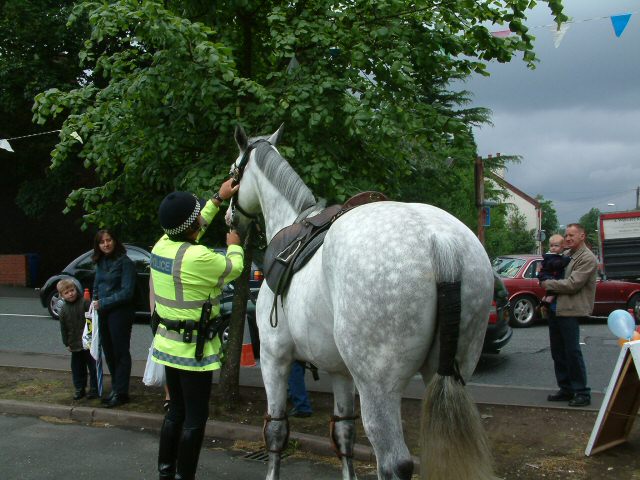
[628,293,640,324]
[218,317,231,345]
[510,295,537,328]
[46,290,63,320]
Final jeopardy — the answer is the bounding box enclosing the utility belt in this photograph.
[152,297,219,361]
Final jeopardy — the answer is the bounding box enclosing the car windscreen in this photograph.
[493,258,526,278]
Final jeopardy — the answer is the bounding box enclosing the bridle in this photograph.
[229,139,270,228]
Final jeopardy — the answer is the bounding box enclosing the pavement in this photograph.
[0,284,605,477]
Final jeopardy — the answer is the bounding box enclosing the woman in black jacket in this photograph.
[92,229,136,408]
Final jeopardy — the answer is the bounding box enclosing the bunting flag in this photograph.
[0,139,14,152]
[551,23,570,48]
[491,10,637,44]
[491,29,512,38]
[611,14,632,38]
[0,129,82,153]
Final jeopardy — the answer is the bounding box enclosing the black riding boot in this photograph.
[175,426,205,480]
[158,418,183,480]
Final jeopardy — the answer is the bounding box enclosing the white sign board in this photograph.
[602,216,640,241]
[585,340,640,456]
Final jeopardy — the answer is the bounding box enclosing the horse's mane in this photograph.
[253,143,316,212]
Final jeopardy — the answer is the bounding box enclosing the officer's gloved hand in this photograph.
[227,230,241,246]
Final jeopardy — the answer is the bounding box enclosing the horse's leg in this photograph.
[261,355,291,480]
[357,386,413,480]
[329,373,358,480]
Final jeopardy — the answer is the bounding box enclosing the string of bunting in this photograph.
[492,11,638,48]
[1,10,635,154]
[0,129,82,153]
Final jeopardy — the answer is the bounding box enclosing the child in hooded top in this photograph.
[57,279,98,400]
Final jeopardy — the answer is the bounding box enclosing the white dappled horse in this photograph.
[225,125,495,480]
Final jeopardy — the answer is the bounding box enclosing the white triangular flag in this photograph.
[70,131,83,144]
[287,54,299,74]
[551,23,570,48]
[0,139,14,152]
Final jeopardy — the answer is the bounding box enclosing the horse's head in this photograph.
[225,124,284,235]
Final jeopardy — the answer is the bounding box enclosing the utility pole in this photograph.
[475,154,502,246]
[636,186,640,210]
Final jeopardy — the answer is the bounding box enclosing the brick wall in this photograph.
[0,255,28,286]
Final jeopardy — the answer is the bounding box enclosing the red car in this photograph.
[493,254,640,328]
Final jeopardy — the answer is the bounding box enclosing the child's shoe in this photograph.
[73,389,86,400]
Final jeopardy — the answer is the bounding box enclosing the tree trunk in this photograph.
[218,229,253,409]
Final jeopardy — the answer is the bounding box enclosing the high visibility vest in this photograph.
[150,200,244,371]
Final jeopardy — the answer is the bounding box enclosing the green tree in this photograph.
[579,207,601,248]
[484,207,536,258]
[0,0,89,216]
[536,194,559,251]
[508,211,537,254]
[32,0,566,239]
[30,0,567,404]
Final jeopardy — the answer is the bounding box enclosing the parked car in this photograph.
[483,274,513,354]
[38,245,264,320]
[493,254,640,328]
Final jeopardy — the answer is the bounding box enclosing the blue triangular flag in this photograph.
[610,13,632,38]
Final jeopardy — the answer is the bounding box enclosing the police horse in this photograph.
[225,125,495,480]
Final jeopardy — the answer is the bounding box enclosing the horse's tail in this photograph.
[428,234,464,283]
[420,281,495,480]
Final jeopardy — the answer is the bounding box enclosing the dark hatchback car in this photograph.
[483,275,513,354]
[38,245,264,320]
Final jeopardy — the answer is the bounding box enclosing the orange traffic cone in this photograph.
[240,317,256,367]
[241,344,256,367]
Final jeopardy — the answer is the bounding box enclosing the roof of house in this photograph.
[486,171,540,209]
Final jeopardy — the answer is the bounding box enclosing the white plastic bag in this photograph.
[81,314,92,351]
[143,340,165,387]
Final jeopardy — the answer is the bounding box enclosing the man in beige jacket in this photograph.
[542,223,597,407]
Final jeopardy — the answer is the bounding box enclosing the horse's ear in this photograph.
[267,123,284,146]
[235,125,248,151]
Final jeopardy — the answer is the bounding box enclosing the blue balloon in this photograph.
[608,309,636,340]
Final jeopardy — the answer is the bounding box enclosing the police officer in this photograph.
[151,178,244,480]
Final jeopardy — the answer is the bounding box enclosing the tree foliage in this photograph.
[536,194,559,251]
[579,207,601,248]
[31,0,567,243]
[484,206,536,258]
[0,0,90,219]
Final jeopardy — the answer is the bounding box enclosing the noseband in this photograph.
[229,139,270,225]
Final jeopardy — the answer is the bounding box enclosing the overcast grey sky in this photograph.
[467,0,640,226]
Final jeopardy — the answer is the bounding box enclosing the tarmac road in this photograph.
[0,415,364,480]
[0,285,618,407]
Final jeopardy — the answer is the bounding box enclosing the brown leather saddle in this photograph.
[263,191,388,325]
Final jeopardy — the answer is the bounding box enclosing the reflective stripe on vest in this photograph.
[152,346,221,368]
